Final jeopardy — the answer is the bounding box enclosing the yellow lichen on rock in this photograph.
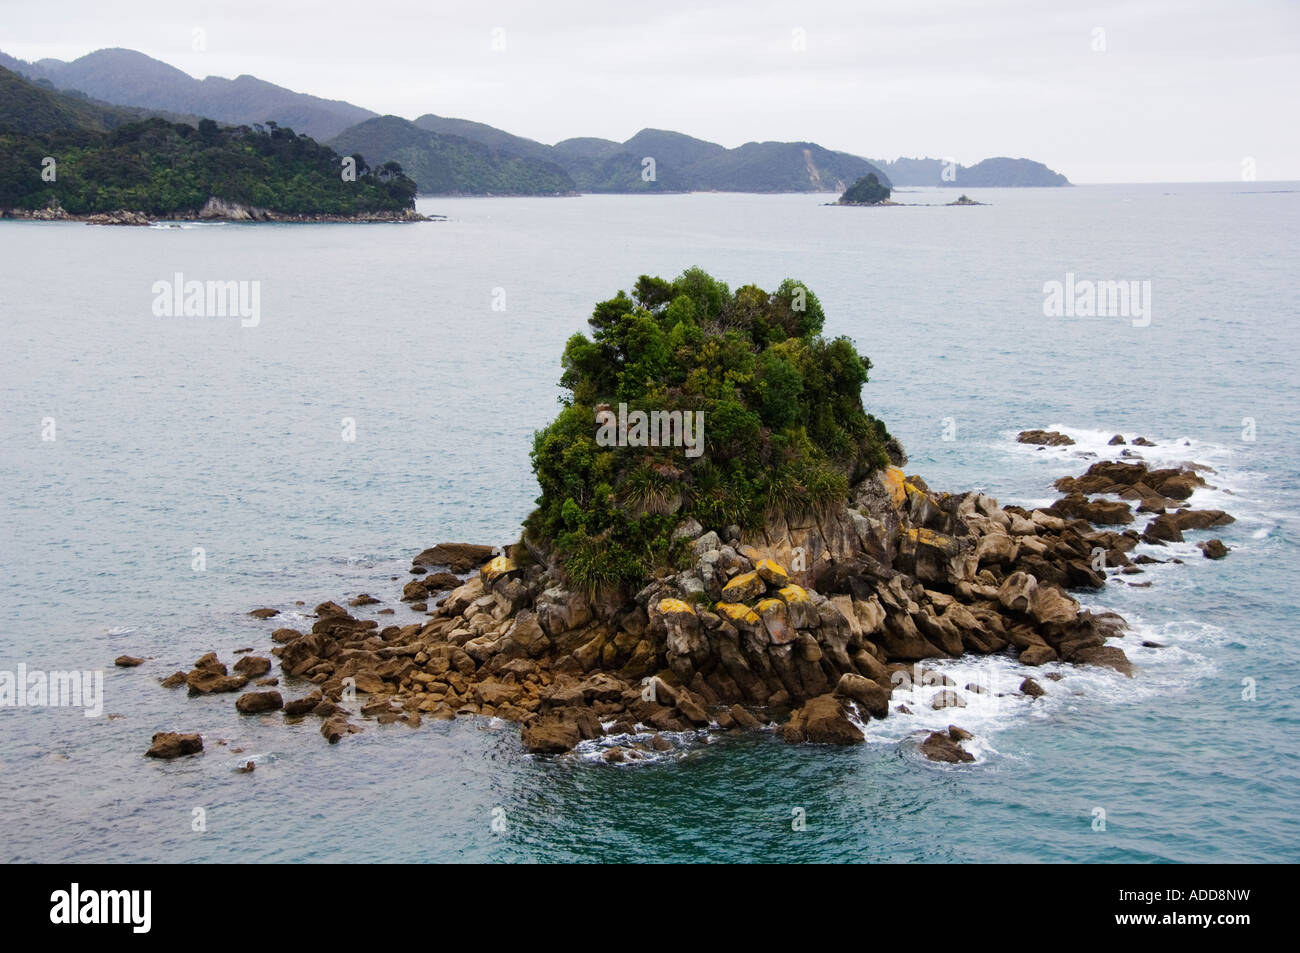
[904,527,950,546]
[882,466,907,507]
[754,558,790,586]
[657,598,696,616]
[777,584,809,604]
[755,597,785,615]
[721,570,764,602]
[480,554,517,583]
[715,602,760,625]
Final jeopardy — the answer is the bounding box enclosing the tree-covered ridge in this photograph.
[0,115,417,215]
[528,269,893,594]
[328,115,575,196]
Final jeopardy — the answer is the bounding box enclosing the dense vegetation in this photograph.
[0,118,417,215]
[0,65,416,216]
[527,269,893,595]
[840,173,891,204]
[329,116,575,196]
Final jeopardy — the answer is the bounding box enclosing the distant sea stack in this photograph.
[835,173,895,206]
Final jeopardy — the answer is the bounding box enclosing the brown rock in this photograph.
[834,672,889,719]
[521,716,582,753]
[412,542,496,573]
[729,704,762,731]
[235,690,283,714]
[920,730,975,763]
[1020,677,1046,698]
[193,652,226,674]
[283,691,324,716]
[185,670,248,695]
[783,694,864,745]
[145,732,203,759]
[1199,539,1229,559]
[1017,429,1074,447]
[231,655,271,678]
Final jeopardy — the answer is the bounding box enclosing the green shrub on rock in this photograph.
[527,268,892,596]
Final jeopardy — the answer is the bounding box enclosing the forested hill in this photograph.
[0,66,418,217]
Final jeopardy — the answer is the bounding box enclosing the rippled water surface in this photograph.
[1,185,1297,862]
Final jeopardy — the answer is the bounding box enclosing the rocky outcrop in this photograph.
[155,444,1231,760]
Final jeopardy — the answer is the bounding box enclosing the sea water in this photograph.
[1,184,1297,862]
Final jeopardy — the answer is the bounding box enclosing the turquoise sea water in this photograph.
[1,184,1297,862]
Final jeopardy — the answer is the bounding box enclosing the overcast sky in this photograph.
[5,0,1298,182]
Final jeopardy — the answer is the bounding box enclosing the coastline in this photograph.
[1,203,436,225]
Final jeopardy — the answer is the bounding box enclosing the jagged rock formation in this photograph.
[158,453,1230,757]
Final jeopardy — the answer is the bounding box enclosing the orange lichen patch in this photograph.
[657,598,696,616]
[754,558,790,586]
[480,555,517,583]
[777,584,810,604]
[715,602,760,625]
[903,527,950,547]
[882,466,907,507]
[903,480,928,499]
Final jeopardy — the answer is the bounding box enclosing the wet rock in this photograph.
[522,716,583,754]
[235,690,284,714]
[186,670,248,695]
[729,704,762,730]
[160,671,187,688]
[249,608,279,619]
[271,627,302,643]
[146,732,203,759]
[1108,434,1126,445]
[1199,539,1229,559]
[931,689,966,710]
[948,725,974,742]
[921,731,975,763]
[1019,643,1058,666]
[1020,677,1046,698]
[412,542,496,573]
[1017,430,1074,447]
[284,691,324,716]
[1048,493,1134,525]
[320,716,361,743]
[231,655,272,678]
[834,672,889,719]
[782,694,864,745]
[193,653,226,675]
[114,655,145,667]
